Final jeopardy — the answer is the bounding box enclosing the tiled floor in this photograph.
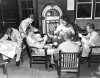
[0,54,100,78]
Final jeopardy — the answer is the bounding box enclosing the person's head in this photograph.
[29,14,34,19]
[59,31,65,37]
[60,16,67,26]
[33,28,40,34]
[6,28,13,35]
[86,23,95,33]
[26,27,33,35]
[60,19,67,25]
[28,14,34,24]
[64,29,73,40]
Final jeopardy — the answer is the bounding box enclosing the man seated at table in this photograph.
[0,27,22,66]
[54,18,67,35]
[26,27,59,68]
[26,27,48,54]
[78,23,100,63]
[54,29,81,61]
[54,19,75,36]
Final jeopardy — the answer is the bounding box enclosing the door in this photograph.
[17,0,34,22]
[0,0,19,34]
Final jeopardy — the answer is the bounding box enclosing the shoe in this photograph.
[80,57,87,64]
[4,59,10,63]
[49,64,56,68]
[15,61,20,66]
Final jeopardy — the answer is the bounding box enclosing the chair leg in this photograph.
[88,62,91,68]
[45,62,48,69]
[45,56,49,69]
[58,67,61,77]
[88,59,91,68]
[21,55,24,62]
[25,45,30,58]
[58,71,61,78]
[55,61,59,74]
[30,57,32,68]
[77,72,80,77]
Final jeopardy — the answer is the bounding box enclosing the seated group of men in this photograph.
[0,14,100,68]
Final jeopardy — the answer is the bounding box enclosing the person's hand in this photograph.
[52,42,58,48]
[78,33,83,38]
[44,35,48,41]
[43,45,48,49]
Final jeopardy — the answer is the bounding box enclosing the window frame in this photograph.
[76,0,93,19]
[94,1,100,19]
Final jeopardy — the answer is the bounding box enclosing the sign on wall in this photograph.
[67,0,74,10]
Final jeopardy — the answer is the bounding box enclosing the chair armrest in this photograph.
[90,46,100,48]
[0,62,8,76]
[89,46,100,55]
[0,62,8,66]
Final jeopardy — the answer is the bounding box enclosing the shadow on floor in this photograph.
[0,54,100,78]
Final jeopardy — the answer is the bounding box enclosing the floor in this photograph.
[0,33,100,78]
[0,54,100,78]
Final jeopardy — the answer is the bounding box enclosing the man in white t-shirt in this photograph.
[0,28,23,66]
[78,23,100,63]
[54,29,80,61]
[19,14,34,38]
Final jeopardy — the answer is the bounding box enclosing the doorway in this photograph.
[0,0,19,35]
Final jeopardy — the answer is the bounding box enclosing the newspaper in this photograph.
[0,40,17,59]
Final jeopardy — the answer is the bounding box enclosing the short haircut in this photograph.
[65,30,73,40]
[26,27,33,35]
[86,23,95,30]
[6,28,12,35]
[29,14,34,19]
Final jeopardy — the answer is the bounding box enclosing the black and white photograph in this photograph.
[0,0,100,78]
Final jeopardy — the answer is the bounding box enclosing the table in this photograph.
[0,40,17,59]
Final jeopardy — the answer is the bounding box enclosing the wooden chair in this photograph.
[0,62,8,78]
[56,50,81,77]
[25,38,49,69]
[21,38,30,62]
[88,46,100,68]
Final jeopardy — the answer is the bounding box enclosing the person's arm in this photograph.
[19,21,26,34]
[54,25,62,34]
[26,36,44,49]
[35,34,44,42]
[89,32,98,45]
[16,32,23,45]
[0,34,8,41]
[47,32,54,38]
[78,33,90,40]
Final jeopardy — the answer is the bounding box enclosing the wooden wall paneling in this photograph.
[17,0,22,22]
[75,19,100,30]
[33,0,39,28]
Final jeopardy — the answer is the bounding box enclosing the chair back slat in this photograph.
[58,50,80,77]
[88,46,100,68]
[60,52,79,69]
[25,38,49,69]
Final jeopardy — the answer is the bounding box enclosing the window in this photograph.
[76,0,93,19]
[94,0,100,19]
[21,0,34,19]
